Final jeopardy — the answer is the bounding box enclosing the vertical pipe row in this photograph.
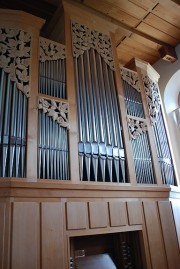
[0,68,27,177]
[39,59,66,99]
[131,133,155,184]
[75,49,126,182]
[122,78,155,184]
[153,108,176,185]
[38,58,69,180]
[123,80,145,118]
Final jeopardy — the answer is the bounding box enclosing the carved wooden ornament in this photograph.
[0,28,31,97]
[71,21,115,70]
[38,97,69,129]
[121,67,141,92]
[142,74,161,125]
[128,117,147,140]
[39,37,66,62]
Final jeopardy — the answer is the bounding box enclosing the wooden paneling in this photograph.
[143,201,168,269]
[122,36,160,57]
[130,33,160,51]
[117,43,157,65]
[127,201,143,225]
[171,200,180,247]
[152,3,180,28]
[89,202,108,228]
[66,202,88,230]
[144,13,180,40]
[11,202,39,269]
[111,0,147,19]
[129,0,158,11]
[109,201,128,227]
[0,203,5,269]
[41,202,65,269]
[84,0,112,14]
[109,7,140,27]
[137,22,179,46]
[158,201,180,269]
[120,40,159,61]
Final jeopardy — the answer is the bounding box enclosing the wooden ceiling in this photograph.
[1,0,180,65]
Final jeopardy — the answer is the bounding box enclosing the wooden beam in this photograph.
[64,0,172,47]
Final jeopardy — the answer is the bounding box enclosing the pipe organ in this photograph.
[0,15,177,186]
[0,4,180,269]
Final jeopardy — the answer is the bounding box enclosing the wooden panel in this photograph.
[111,0,147,19]
[158,201,180,269]
[123,36,160,57]
[89,202,108,228]
[41,202,65,269]
[121,39,159,60]
[109,7,139,27]
[66,202,88,230]
[137,22,179,46]
[171,200,180,247]
[144,13,180,40]
[129,0,158,11]
[117,43,157,65]
[0,203,5,269]
[143,201,168,269]
[109,201,128,227]
[152,4,180,28]
[130,33,160,50]
[11,202,39,269]
[84,0,112,14]
[127,201,143,225]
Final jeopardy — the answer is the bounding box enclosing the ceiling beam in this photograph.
[64,0,172,48]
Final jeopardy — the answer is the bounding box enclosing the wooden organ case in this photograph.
[0,2,180,269]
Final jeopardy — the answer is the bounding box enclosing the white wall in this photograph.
[153,44,180,185]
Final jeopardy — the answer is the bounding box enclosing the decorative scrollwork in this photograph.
[71,21,115,70]
[38,97,69,129]
[142,74,161,125]
[0,28,31,97]
[121,67,141,92]
[128,117,147,140]
[39,37,66,62]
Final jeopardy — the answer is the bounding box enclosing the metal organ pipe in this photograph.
[153,107,176,185]
[72,22,127,183]
[0,69,27,178]
[38,38,69,180]
[122,73,155,185]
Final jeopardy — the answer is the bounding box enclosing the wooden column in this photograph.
[135,59,163,185]
[110,33,137,185]
[26,16,45,180]
[64,8,80,183]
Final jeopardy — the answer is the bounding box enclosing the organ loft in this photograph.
[0,1,180,269]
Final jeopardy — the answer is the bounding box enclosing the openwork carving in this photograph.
[128,117,147,140]
[38,97,69,129]
[142,74,160,125]
[0,28,31,97]
[39,37,66,62]
[121,67,141,92]
[71,21,115,70]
